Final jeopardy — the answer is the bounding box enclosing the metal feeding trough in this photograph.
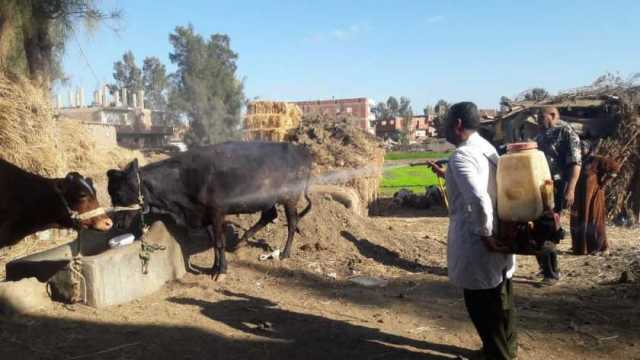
[5,221,186,308]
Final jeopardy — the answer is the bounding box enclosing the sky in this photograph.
[59,0,640,110]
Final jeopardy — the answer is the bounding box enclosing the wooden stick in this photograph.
[67,342,141,360]
[598,335,619,342]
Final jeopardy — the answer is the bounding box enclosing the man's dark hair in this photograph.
[447,101,481,130]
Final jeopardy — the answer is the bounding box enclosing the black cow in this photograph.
[107,141,312,280]
[0,159,113,248]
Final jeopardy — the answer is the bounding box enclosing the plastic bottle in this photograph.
[108,233,135,248]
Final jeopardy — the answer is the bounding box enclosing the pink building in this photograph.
[293,97,376,134]
[375,115,437,141]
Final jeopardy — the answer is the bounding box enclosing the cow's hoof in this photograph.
[213,273,227,282]
[229,244,245,252]
[187,259,203,275]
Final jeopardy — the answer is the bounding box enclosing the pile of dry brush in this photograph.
[558,76,640,220]
[287,113,385,210]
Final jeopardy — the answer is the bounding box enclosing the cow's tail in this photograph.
[298,186,312,219]
[296,178,312,235]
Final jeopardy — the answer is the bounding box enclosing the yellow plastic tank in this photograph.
[497,142,553,222]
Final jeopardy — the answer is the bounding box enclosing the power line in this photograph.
[70,26,101,88]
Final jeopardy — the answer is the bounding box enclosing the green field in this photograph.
[380,165,442,196]
[384,151,450,161]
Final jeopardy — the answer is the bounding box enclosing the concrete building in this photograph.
[409,115,438,139]
[56,87,175,150]
[375,114,437,141]
[293,97,376,134]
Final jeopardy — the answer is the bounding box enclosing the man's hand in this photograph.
[426,160,446,178]
[564,164,581,210]
[563,187,575,210]
[481,235,510,253]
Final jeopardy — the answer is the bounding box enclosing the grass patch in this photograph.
[380,165,442,196]
[384,151,450,161]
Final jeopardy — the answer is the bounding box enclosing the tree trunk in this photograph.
[23,19,52,87]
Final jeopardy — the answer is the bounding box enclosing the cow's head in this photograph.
[107,159,143,229]
[59,172,113,231]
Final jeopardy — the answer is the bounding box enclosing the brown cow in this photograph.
[0,159,113,248]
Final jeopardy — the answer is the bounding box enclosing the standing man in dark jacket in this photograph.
[535,107,582,284]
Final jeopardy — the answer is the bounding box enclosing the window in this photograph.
[381,121,387,125]
[346,107,352,113]
[390,120,395,125]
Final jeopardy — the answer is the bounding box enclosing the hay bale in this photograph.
[247,101,300,117]
[244,101,302,141]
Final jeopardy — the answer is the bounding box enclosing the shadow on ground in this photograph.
[229,256,640,358]
[369,198,449,218]
[1,297,474,360]
[341,230,447,276]
[168,290,476,360]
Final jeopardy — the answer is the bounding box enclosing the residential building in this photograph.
[375,114,437,141]
[375,116,404,139]
[56,87,175,150]
[293,97,376,134]
[409,115,438,139]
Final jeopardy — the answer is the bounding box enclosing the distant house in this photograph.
[409,115,437,140]
[56,87,175,150]
[375,116,403,139]
[293,97,376,134]
[375,114,437,141]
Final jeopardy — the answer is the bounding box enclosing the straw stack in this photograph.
[0,73,144,178]
[0,74,65,176]
[243,101,302,142]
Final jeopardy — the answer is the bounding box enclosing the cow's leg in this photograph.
[231,206,277,251]
[281,201,299,259]
[207,210,227,281]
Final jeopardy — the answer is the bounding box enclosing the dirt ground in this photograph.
[1,189,640,359]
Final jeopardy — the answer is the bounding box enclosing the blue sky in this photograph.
[60,0,640,109]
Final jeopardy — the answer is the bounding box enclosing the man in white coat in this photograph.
[428,102,517,360]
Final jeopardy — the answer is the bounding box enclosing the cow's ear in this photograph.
[63,172,79,186]
[107,169,121,179]
[65,172,81,181]
[86,177,94,188]
[60,173,75,192]
[124,159,139,174]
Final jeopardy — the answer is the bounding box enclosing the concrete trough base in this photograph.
[5,221,186,308]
